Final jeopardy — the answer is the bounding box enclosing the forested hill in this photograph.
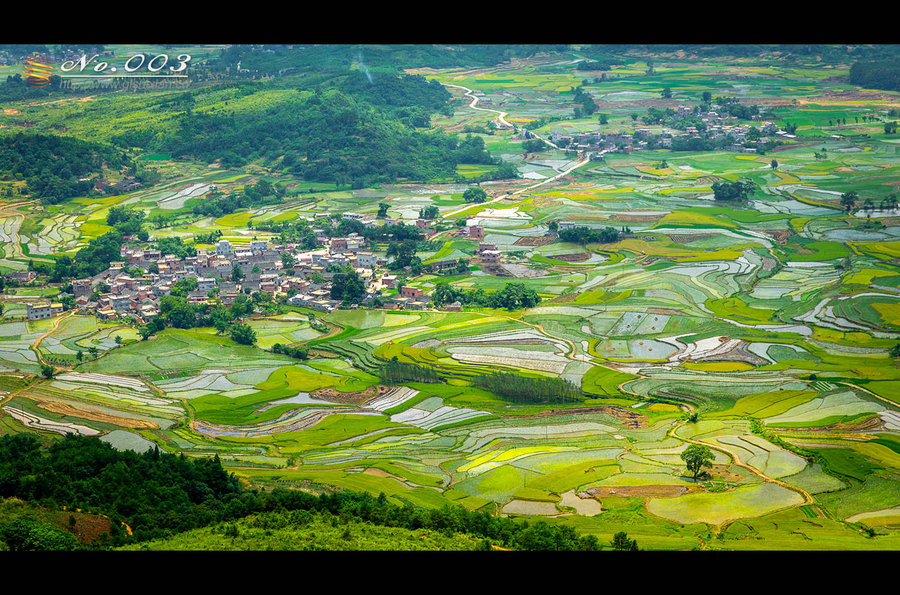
[209,44,569,77]
[157,86,499,185]
[0,134,132,204]
[0,433,604,551]
[849,60,900,93]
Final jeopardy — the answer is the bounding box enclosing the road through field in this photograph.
[440,83,593,218]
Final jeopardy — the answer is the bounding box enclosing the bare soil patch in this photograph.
[514,235,555,247]
[311,384,389,405]
[504,406,647,429]
[586,484,702,498]
[547,252,590,262]
[36,400,159,429]
[761,229,792,244]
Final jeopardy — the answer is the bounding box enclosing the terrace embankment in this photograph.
[36,401,159,429]
[501,406,647,429]
[514,236,555,247]
[586,484,703,498]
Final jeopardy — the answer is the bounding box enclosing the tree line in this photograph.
[431,281,541,310]
[471,371,582,404]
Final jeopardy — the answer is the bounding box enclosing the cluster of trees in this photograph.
[379,360,441,384]
[229,322,256,346]
[572,85,597,117]
[418,205,440,219]
[34,230,123,282]
[522,139,547,153]
[711,179,757,201]
[0,433,241,544]
[576,59,616,71]
[462,187,488,203]
[156,236,196,259]
[138,292,255,339]
[472,371,582,404]
[192,181,283,218]
[148,85,503,188]
[0,433,606,551]
[271,342,310,360]
[339,71,452,128]
[209,44,568,79]
[330,267,366,305]
[0,134,132,204]
[252,218,321,251]
[431,281,541,310]
[106,206,147,238]
[710,96,761,120]
[557,226,624,245]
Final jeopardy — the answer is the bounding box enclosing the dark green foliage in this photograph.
[46,230,123,281]
[330,268,366,304]
[463,187,488,203]
[0,434,602,549]
[339,71,451,127]
[379,361,441,384]
[272,343,309,360]
[611,531,639,551]
[572,85,597,116]
[0,434,240,543]
[488,283,541,310]
[192,181,282,218]
[558,225,622,245]
[156,236,195,259]
[431,281,540,310]
[472,371,582,404]
[840,191,859,213]
[156,88,498,186]
[522,139,546,153]
[106,206,146,236]
[849,60,900,92]
[681,443,715,479]
[711,179,756,201]
[418,205,439,219]
[0,518,78,551]
[230,322,257,346]
[0,134,132,204]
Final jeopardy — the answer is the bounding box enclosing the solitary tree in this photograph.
[770,159,778,170]
[230,323,257,346]
[40,363,55,379]
[681,443,715,479]
[463,188,488,204]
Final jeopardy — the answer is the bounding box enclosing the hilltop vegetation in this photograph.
[0,133,132,203]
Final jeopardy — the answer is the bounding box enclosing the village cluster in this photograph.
[10,210,542,324]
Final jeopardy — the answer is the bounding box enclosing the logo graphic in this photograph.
[23,52,54,87]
